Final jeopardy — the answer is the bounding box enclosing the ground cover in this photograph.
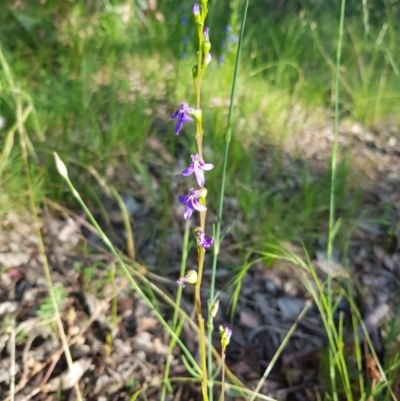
[1,0,400,400]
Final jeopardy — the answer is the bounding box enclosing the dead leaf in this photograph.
[137,316,158,332]
[43,358,91,392]
[0,252,30,267]
[132,332,153,353]
[57,217,81,244]
[315,251,345,275]
[239,310,259,328]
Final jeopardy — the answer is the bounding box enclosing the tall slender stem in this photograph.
[209,0,249,306]
[327,2,346,401]
[193,4,209,401]
[207,1,249,400]
[328,0,346,307]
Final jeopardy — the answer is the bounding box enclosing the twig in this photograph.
[9,326,16,401]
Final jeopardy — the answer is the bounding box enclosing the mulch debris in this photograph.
[1,122,400,400]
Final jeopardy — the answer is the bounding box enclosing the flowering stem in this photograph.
[221,350,226,401]
[193,3,209,399]
[196,134,204,160]
[195,243,208,401]
[195,24,203,107]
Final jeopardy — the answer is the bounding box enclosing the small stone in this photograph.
[277,297,305,321]
[264,279,277,295]
[283,280,299,297]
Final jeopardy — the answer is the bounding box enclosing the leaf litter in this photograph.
[1,126,400,400]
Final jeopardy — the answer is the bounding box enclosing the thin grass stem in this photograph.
[207,1,250,399]
[209,0,249,310]
[17,102,83,399]
[327,2,346,400]
[249,302,311,401]
[54,157,201,376]
[160,220,191,400]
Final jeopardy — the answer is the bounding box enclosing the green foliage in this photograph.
[0,0,399,399]
[1,0,396,231]
[36,284,67,331]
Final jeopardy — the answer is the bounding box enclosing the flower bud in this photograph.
[209,299,219,318]
[54,152,69,179]
[202,27,211,62]
[193,4,202,24]
[219,326,232,350]
[203,26,210,42]
[177,270,198,287]
[192,64,199,80]
[202,42,211,54]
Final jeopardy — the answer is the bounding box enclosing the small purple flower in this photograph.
[229,34,238,44]
[203,26,210,41]
[178,188,207,220]
[221,326,232,338]
[197,231,213,249]
[171,103,193,135]
[193,3,200,16]
[182,154,213,187]
[219,325,232,349]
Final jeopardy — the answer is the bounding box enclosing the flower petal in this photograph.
[182,164,194,176]
[181,114,193,123]
[201,162,214,171]
[197,231,214,249]
[183,205,193,220]
[194,166,205,187]
[178,194,189,203]
[191,199,207,212]
[174,119,183,135]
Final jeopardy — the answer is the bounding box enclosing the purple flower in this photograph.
[197,231,213,249]
[203,26,210,41]
[171,103,193,135]
[182,154,213,187]
[229,34,238,44]
[221,326,232,338]
[178,188,207,220]
[219,325,232,349]
[193,3,200,16]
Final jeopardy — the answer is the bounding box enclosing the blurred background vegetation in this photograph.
[2,3,400,399]
[0,0,399,254]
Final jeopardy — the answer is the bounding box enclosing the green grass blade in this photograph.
[327,2,346,399]
[208,0,250,399]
